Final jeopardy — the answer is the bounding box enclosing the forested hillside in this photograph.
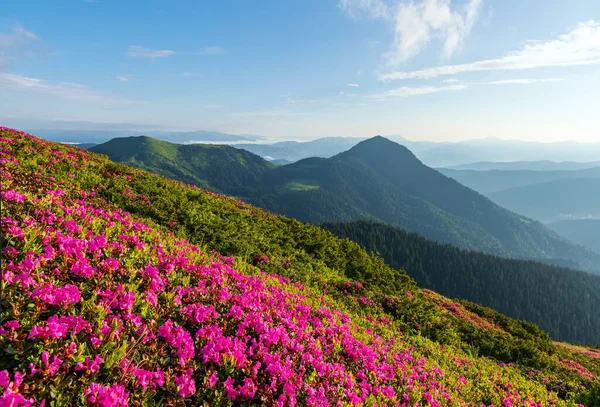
[323,220,600,344]
[2,127,600,406]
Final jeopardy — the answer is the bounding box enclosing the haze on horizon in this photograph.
[1,0,599,143]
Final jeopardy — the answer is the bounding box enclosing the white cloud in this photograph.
[388,0,482,64]
[126,45,224,58]
[115,74,133,82]
[347,83,360,87]
[0,72,137,104]
[340,0,483,65]
[181,71,202,77]
[0,23,41,70]
[443,78,459,83]
[199,46,225,55]
[381,20,600,80]
[339,0,391,19]
[204,104,224,109]
[126,45,175,58]
[367,77,561,100]
[12,24,38,41]
[485,78,564,85]
[229,109,305,118]
[366,84,467,99]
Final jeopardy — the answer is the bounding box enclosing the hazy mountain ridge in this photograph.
[439,166,600,194]
[32,128,600,167]
[550,219,600,254]
[32,129,260,144]
[489,178,600,224]
[446,160,600,171]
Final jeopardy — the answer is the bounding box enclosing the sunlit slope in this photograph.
[1,127,599,406]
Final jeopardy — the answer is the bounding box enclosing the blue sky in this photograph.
[1,0,599,142]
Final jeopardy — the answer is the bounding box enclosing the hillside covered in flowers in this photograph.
[1,127,599,406]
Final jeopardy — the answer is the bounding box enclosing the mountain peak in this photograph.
[337,135,421,165]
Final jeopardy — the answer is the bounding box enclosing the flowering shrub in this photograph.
[1,127,599,406]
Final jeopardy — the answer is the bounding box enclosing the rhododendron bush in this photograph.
[1,127,599,406]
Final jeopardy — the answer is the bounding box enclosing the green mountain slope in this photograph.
[252,157,506,253]
[3,127,600,406]
[258,137,600,271]
[91,136,274,195]
[91,135,600,272]
[489,178,600,223]
[323,220,600,343]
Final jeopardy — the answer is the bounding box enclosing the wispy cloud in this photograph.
[126,45,225,59]
[340,0,483,65]
[204,104,224,109]
[381,20,600,80]
[339,0,391,19]
[115,74,134,82]
[366,84,468,99]
[126,45,175,58]
[366,76,562,100]
[0,72,138,105]
[198,46,225,55]
[229,109,305,118]
[485,78,564,85]
[0,23,42,70]
[347,83,360,87]
[443,78,459,83]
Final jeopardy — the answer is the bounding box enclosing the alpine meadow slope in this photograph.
[91,135,600,273]
[3,127,600,406]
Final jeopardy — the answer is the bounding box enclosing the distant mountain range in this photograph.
[235,137,365,163]
[30,129,260,144]
[439,166,600,194]
[90,135,600,273]
[415,139,600,168]
[550,219,600,254]
[28,126,600,167]
[489,178,600,224]
[445,160,600,171]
